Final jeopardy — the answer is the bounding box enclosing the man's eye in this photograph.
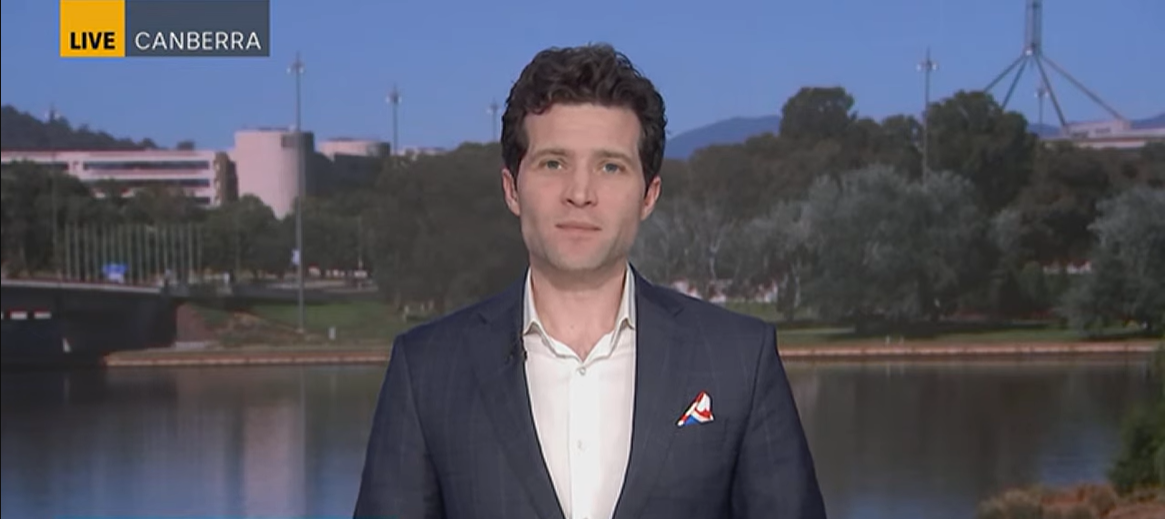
[543,160,562,169]
[602,163,623,173]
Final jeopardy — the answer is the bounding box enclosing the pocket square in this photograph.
[677,390,713,427]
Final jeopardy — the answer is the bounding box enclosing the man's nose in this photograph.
[564,167,595,207]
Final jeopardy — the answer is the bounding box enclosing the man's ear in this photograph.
[501,168,520,217]
[640,175,661,220]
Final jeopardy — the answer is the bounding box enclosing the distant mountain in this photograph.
[0,105,159,151]
[665,115,781,159]
[1133,113,1165,129]
[1029,123,1061,138]
[665,111,1165,160]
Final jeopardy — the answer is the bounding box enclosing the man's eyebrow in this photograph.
[528,147,571,160]
[596,149,636,164]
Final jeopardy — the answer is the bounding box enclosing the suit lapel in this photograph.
[467,278,565,519]
[612,270,695,519]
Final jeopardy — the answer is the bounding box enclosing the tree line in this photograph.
[2,88,1162,332]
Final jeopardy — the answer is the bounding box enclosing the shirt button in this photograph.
[577,440,586,451]
[577,366,587,376]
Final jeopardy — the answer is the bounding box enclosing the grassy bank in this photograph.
[189,301,411,346]
[977,485,1163,519]
[188,300,1158,349]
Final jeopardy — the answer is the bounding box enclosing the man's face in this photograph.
[502,103,661,276]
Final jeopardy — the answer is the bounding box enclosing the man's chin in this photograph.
[550,260,605,273]
[543,253,615,275]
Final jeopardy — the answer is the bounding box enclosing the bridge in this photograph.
[1,277,189,367]
[0,221,378,366]
[2,278,173,295]
[1,274,378,367]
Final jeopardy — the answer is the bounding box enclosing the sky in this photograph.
[2,0,1162,151]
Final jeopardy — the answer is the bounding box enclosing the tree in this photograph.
[928,90,1037,213]
[779,86,856,143]
[1060,185,1165,334]
[685,143,768,223]
[1,161,98,274]
[367,142,525,314]
[800,165,987,328]
[1009,142,1116,266]
[632,194,738,299]
[202,195,284,278]
[286,196,367,274]
[773,87,877,184]
[868,114,923,180]
[745,133,839,202]
[1,105,157,151]
[720,200,807,319]
[1108,346,1165,494]
[120,184,206,224]
[1140,142,1165,188]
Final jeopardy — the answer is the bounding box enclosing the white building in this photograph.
[1045,118,1165,150]
[0,148,229,206]
[396,145,448,157]
[1,128,395,218]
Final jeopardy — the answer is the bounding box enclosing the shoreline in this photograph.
[94,340,1161,368]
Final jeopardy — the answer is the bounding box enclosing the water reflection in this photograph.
[0,357,1154,519]
[788,357,1153,519]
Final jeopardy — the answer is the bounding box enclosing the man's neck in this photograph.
[529,260,628,358]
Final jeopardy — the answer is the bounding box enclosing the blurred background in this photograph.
[2,0,1162,518]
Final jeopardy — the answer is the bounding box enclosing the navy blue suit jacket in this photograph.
[354,268,826,518]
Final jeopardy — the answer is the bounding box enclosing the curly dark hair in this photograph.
[501,43,667,187]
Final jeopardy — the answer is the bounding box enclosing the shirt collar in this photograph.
[523,263,637,336]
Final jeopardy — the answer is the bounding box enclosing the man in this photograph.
[354,43,826,519]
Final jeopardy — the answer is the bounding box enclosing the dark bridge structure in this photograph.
[1,278,187,367]
[2,221,208,367]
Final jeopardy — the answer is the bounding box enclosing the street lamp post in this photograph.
[47,105,60,280]
[289,52,306,334]
[487,99,500,142]
[917,47,938,174]
[1035,83,1049,127]
[387,85,401,156]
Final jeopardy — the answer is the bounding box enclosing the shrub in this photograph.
[1109,345,1165,494]
[977,488,1043,519]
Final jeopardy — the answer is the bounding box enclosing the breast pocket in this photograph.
[672,418,729,453]
[655,418,734,500]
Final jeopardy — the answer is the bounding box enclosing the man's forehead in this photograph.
[526,144,639,160]
[524,107,640,154]
[525,103,639,126]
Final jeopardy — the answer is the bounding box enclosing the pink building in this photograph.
[228,128,309,218]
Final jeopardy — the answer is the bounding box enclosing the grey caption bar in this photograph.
[126,0,270,57]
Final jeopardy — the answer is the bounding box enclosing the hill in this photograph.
[665,115,781,159]
[666,111,1165,160]
[1134,113,1165,129]
[0,105,159,151]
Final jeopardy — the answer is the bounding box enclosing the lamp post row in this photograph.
[917,47,938,175]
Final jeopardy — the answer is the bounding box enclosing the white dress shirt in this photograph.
[522,265,637,519]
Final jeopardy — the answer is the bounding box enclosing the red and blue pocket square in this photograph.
[677,390,713,427]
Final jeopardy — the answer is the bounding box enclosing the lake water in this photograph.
[1,356,1155,519]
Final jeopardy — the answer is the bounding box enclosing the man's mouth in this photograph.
[557,221,601,231]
